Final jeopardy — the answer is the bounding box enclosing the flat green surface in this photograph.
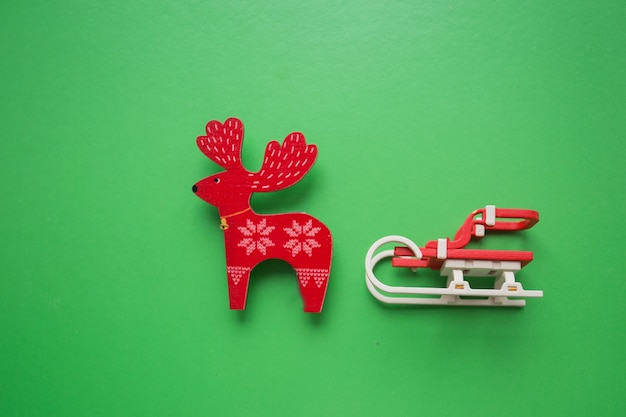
[2,1,625,416]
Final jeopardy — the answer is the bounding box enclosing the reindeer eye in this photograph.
[213,178,220,183]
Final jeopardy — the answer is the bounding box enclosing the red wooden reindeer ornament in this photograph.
[192,118,333,313]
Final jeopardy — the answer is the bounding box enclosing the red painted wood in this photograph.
[193,118,332,313]
[392,207,538,270]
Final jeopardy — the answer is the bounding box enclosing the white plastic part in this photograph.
[485,205,496,226]
[475,224,485,237]
[365,236,543,307]
[437,238,447,259]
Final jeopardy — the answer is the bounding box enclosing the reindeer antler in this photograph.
[197,117,244,170]
[250,132,318,192]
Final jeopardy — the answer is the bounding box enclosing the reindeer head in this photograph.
[193,118,318,214]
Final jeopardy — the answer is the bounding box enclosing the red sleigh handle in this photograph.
[447,206,539,249]
[484,208,539,231]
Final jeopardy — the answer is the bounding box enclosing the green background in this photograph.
[2,1,625,416]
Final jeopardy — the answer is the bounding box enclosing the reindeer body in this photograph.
[193,118,332,313]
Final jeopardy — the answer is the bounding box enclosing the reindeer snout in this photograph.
[192,184,198,193]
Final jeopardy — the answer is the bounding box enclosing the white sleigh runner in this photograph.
[365,206,543,307]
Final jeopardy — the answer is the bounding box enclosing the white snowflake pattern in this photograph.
[283,219,322,257]
[237,219,275,255]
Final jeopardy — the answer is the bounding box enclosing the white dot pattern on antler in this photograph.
[198,119,243,168]
[250,133,317,191]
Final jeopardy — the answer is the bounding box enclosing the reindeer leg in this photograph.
[226,266,252,310]
[294,267,330,313]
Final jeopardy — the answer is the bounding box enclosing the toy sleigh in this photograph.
[365,205,543,307]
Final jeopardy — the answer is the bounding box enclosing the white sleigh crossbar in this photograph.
[365,236,543,307]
